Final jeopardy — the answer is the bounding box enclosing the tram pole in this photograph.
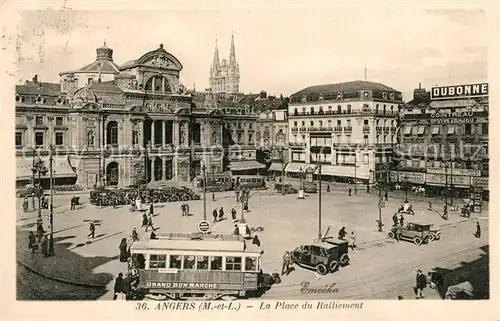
[318,160,322,241]
[211,164,216,201]
[202,163,207,221]
[48,145,55,256]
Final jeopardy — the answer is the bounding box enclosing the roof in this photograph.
[77,59,120,74]
[129,237,261,254]
[16,82,61,96]
[89,81,123,94]
[292,80,400,97]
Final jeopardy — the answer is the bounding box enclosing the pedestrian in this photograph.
[31,192,36,211]
[399,214,404,227]
[185,204,190,216]
[142,213,148,227]
[149,202,154,216]
[119,238,128,262]
[212,208,218,223]
[338,226,347,240]
[150,230,157,239]
[122,273,132,300]
[327,184,330,192]
[392,213,398,227]
[415,269,427,299]
[131,227,139,241]
[88,221,95,238]
[40,234,48,257]
[475,222,481,238]
[218,207,224,221]
[385,191,388,201]
[28,231,38,253]
[70,196,74,210]
[367,184,370,193]
[350,231,356,250]
[348,188,352,196]
[395,224,402,242]
[113,273,124,300]
[397,295,404,300]
[180,203,184,216]
[252,234,261,247]
[428,201,433,210]
[146,214,155,232]
[23,197,29,212]
[281,251,291,276]
[231,208,237,221]
[233,225,240,235]
[36,223,45,242]
[235,188,240,203]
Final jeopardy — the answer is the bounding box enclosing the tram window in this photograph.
[196,256,209,270]
[210,256,223,270]
[183,255,196,269]
[170,255,182,269]
[245,257,258,271]
[149,254,167,269]
[225,256,242,271]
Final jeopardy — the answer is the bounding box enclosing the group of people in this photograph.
[392,213,406,242]
[414,269,445,299]
[27,224,49,256]
[337,226,356,250]
[180,203,190,216]
[212,207,225,223]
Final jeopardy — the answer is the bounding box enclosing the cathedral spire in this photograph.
[212,38,220,70]
[229,33,236,67]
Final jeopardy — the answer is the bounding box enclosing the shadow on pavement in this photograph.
[17,228,118,300]
[432,245,489,299]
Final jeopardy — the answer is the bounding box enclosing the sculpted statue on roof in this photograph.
[146,55,173,69]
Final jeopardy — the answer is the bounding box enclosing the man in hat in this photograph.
[212,208,218,223]
[87,221,95,239]
[392,213,398,227]
[475,222,481,238]
[338,227,347,240]
[131,227,139,241]
[415,269,427,299]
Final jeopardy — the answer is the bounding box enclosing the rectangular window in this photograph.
[383,105,386,114]
[310,107,314,115]
[328,120,332,127]
[346,105,352,113]
[210,256,223,270]
[294,108,298,115]
[417,126,425,136]
[363,135,368,145]
[337,105,341,113]
[35,116,43,125]
[431,126,440,135]
[248,133,253,143]
[225,256,242,271]
[319,120,323,127]
[55,132,64,146]
[447,126,456,135]
[88,78,93,85]
[403,126,412,136]
[55,117,63,126]
[363,154,369,164]
[183,255,196,269]
[337,120,341,126]
[294,121,297,127]
[149,254,167,269]
[35,132,44,146]
[245,257,258,271]
[169,255,182,269]
[310,121,314,127]
[364,119,369,125]
[301,121,305,126]
[482,123,488,135]
[15,132,22,146]
[237,133,242,142]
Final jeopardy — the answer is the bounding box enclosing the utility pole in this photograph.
[281,147,285,195]
[450,159,454,207]
[48,145,54,256]
[211,165,216,201]
[202,163,207,220]
[354,152,357,195]
[443,162,449,220]
[317,159,322,241]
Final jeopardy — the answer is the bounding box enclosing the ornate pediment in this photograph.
[73,86,98,103]
[144,55,174,69]
[80,102,102,111]
[136,44,184,71]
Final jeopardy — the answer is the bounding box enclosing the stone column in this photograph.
[162,158,166,180]
[151,120,155,146]
[150,157,155,182]
[162,121,166,147]
[152,77,156,92]
[173,121,179,146]
[162,78,165,93]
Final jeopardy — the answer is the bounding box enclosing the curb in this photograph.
[17,259,108,289]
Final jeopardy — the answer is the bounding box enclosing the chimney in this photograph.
[413,83,429,103]
[259,90,267,99]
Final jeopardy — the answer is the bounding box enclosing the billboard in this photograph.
[431,83,488,100]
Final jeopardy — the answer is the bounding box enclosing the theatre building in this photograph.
[286,80,402,183]
[15,43,259,190]
[395,83,489,195]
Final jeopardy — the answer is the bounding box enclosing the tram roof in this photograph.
[130,237,262,254]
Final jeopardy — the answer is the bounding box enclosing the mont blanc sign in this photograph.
[431,83,488,100]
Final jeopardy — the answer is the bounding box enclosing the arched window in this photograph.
[145,76,171,93]
[107,121,118,146]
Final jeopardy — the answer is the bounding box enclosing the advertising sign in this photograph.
[427,168,481,177]
[397,172,425,184]
[426,173,446,185]
[472,177,489,190]
[431,83,488,100]
[145,282,219,289]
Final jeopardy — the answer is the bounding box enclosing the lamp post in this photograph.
[211,164,216,201]
[377,178,384,232]
[31,155,48,229]
[278,145,285,195]
[403,174,409,203]
[317,160,322,240]
[48,144,55,256]
[354,152,357,195]
[202,163,207,221]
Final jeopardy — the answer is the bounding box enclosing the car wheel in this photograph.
[413,236,422,245]
[339,253,350,266]
[435,234,441,240]
[316,263,328,276]
[329,260,339,272]
[388,231,395,239]
[428,234,435,242]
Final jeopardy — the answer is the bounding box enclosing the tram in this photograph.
[233,175,267,190]
[194,173,267,192]
[129,232,264,300]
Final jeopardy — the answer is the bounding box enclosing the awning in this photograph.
[268,162,285,171]
[417,126,426,135]
[447,126,456,134]
[314,165,369,179]
[431,126,440,135]
[16,156,76,180]
[404,126,412,135]
[285,162,317,173]
[229,160,265,171]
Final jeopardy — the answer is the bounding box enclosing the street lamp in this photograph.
[48,144,55,256]
[317,159,322,240]
[211,164,216,201]
[377,177,384,232]
[31,155,48,230]
[202,163,207,221]
[403,174,410,203]
[277,145,285,195]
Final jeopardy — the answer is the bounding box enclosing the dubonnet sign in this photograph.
[431,83,488,100]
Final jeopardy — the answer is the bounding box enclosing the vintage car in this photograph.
[428,224,441,241]
[290,239,350,275]
[16,184,45,198]
[388,222,433,245]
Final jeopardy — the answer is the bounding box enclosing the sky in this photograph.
[12,4,489,101]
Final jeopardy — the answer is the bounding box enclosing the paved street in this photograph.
[16,187,489,300]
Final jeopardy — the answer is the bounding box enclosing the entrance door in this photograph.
[106,162,119,186]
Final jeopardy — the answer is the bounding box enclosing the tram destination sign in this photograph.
[145,281,218,289]
[431,83,488,100]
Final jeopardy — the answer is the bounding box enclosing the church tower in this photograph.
[209,34,240,99]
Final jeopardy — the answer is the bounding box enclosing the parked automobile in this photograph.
[290,239,350,275]
[16,184,45,198]
[428,224,441,241]
[388,222,433,245]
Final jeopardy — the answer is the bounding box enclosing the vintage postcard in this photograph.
[0,0,498,320]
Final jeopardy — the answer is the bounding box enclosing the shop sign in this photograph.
[389,171,398,181]
[397,172,425,184]
[431,83,488,100]
[430,118,474,124]
[451,175,471,186]
[426,173,446,185]
[427,168,481,177]
[472,177,489,190]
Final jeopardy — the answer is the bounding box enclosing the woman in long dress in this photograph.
[119,238,129,262]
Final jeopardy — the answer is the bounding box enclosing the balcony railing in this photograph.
[289,142,306,146]
[362,126,370,133]
[291,127,298,132]
[344,126,352,132]
[383,127,390,133]
[309,126,333,132]
[334,126,343,132]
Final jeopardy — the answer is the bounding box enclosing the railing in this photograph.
[376,126,383,132]
[309,126,333,132]
[334,126,343,132]
[289,142,306,146]
[291,127,298,132]
[362,126,370,133]
[344,126,352,132]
